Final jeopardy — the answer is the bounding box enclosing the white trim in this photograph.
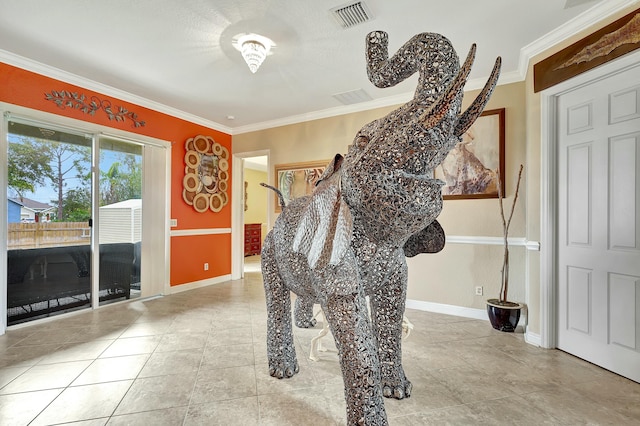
[232,72,523,134]
[0,0,632,136]
[445,235,539,250]
[540,49,640,350]
[518,0,637,80]
[167,275,231,294]
[0,49,233,135]
[525,331,542,347]
[231,149,271,281]
[1,102,172,327]
[0,113,7,335]
[405,299,488,321]
[170,228,231,237]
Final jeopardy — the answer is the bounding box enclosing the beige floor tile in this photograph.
[119,320,174,338]
[99,335,161,358]
[0,366,29,389]
[64,419,109,426]
[31,380,133,425]
[207,326,253,346]
[255,361,319,395]
[201,343,255,369]
[2,267,639,425]
[138,348,203,378]
[382,368,463,418]
[11,327,80,346]
[114,373,197,415]
[427,365,514,404]
[107,406,187,425]
[258,384,347,426]
[190,365,257,404]
[155,331,208,352]
[520,387,633,425]
[568,376,640,422]
[0,388,62,426]
[65,324,127,343]
[184,397,259,426]
[389,404,480,425]
[0,343,61,368]
[37,339,114,364]
[0,360,91,394]
[72,354,150,385]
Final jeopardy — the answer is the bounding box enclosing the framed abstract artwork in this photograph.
[274,160,327,212]
[434,108,505,199]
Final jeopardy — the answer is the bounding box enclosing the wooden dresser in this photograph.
[244,223,262,256]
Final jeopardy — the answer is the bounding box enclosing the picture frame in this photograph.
[434,108,505,200]
[274,160,328,212]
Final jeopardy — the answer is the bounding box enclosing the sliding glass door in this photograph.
[6,119,93,325]
[5,119,150,325]
[98,137,143,306]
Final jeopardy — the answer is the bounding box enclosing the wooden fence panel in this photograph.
[8,222,91,249]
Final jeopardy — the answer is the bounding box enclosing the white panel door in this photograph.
[557,61,640,383]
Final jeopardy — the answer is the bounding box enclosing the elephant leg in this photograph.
[261,234,298,379]
[323,290,388,425]
[294,296,317,328]
[370,259,412,399]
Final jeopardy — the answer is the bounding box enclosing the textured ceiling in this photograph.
[0,0,633,133]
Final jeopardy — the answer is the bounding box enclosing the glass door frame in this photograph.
[1,104,171,334]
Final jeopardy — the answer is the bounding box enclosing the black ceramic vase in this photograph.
[486,299,522,332]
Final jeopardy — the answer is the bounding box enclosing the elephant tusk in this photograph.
[420,43,476,129]
[454,56,502,137]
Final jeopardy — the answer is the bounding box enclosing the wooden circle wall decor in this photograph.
[182,135,229,213]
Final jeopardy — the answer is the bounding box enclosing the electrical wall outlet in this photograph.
[475,286,483,296]
[204,263,209,271]
[170,219,177,227]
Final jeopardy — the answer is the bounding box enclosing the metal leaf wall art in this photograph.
[44,90,146,127]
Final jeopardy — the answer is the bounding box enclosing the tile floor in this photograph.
[1,256,639,425]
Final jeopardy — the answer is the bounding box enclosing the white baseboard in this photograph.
[405,299,488,321]
[525,331,541,347]
[168,274,231,294]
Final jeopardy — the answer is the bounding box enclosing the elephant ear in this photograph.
[403,220,446,257]
[293,154,353,269]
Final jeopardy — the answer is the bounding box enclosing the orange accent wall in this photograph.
[171,234,231,285]
[1,62,232,287]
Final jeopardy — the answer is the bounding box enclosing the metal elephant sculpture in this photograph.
[261,30,501,425]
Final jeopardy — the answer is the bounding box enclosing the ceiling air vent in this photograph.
[331,1,373,29]
[332,89,373,105]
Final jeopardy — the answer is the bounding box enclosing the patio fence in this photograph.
[8,222,91,249]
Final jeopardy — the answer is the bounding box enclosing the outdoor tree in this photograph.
[43,141,92,221]
[62,188,91,222]
[100,153,142,206]
[7,138,52,198]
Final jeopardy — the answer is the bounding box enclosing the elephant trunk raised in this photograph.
[261,30,501,425]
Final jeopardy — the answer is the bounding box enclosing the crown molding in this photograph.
[4,0,634,137]
[0,49,233,135]
[233,70,524,134]
[518,0,638,77]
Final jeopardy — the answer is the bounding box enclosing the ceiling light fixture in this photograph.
[234,33,274,73]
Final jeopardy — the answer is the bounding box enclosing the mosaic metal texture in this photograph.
[262,30,501,425]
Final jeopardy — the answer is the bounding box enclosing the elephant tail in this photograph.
[261,183,286,210]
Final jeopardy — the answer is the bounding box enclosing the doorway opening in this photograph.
[242,155,268,275]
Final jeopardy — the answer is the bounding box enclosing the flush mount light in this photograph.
[232,33,275,73]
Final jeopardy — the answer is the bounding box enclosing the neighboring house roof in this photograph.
[8,197,55,213]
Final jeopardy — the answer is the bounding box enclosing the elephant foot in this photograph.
[381,367,412,399]
[382,379,412,399]
[268,359,300,379]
